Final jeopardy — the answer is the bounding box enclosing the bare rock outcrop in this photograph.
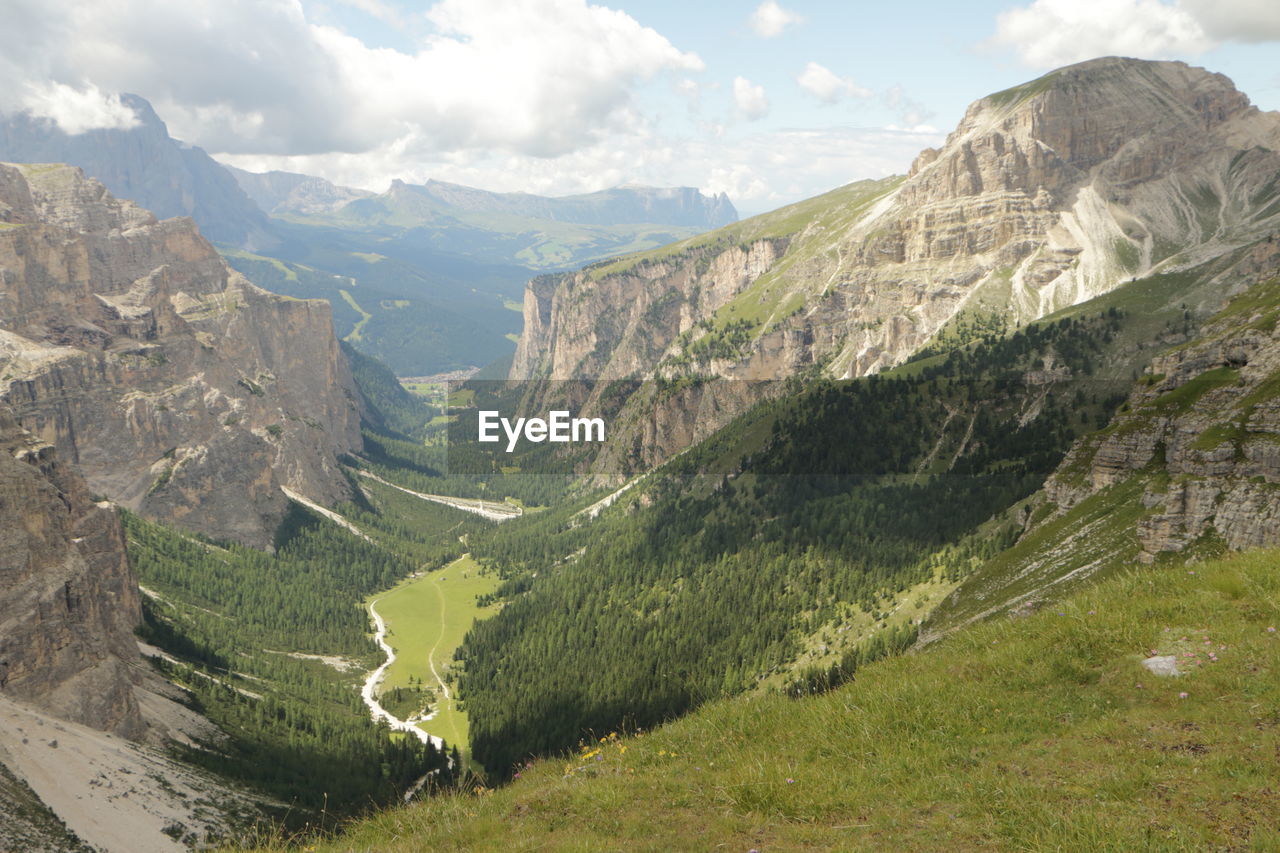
[0,162,363,547]
[0,406,143,737]
[1044,276,1280,561]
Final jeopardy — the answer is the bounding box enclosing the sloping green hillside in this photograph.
[929,272,1280,637]
[450,297,1194,776]
[244,546,1280,852]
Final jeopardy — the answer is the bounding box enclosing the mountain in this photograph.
[379,57,1280,776]
[224,224,1280,850]
[229,170,737,230]
[0,95,274,249]
[0,163,460,847]
[348,178,737,229]
[515,58,1280,382]
[0,162,362,548]
[225,166,373,216]
[251,173,738,273]
[928,262,1280,637]
[509,58,1280,476]
[217,172,740,373]
[0,93,739,375]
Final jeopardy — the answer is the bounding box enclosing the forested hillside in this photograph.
[243,544,1280,852]
[452,303,1178,775]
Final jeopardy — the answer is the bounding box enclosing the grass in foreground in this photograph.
[371,555,501,759]
[248,548,1280,852]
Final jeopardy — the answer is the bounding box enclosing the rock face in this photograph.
[1045,271,1280,561]
[0,406,143,738]
[0,95,274,249]
[0,163,362,547]
[511,57,1280,475]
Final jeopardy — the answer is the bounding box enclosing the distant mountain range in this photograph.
[0,96,737,374]
[230,168,736,230]
[342,178,736,228]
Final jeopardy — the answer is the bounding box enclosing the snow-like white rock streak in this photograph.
[281,486,373,541]
[357,471,522,521]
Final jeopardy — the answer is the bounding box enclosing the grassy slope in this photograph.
[577,178,904,345]
[248,547,1280,852]
[371,554,501,757]
[587,176,902,281]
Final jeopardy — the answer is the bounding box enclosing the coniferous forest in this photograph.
[452,311,1144,775]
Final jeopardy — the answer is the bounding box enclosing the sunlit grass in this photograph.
[371,555,501,764]
[244,547,1280,852]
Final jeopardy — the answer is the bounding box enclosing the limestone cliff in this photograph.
[0,406,143,738]
[511,59,1280,475]
[1046,271,1280,562]
[0,163,363,548]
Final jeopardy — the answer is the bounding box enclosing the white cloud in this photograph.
[733,76,770,121]
[1179,0,1280,41]
[0,0,948,211]
[796,62,872,104]
[749,1,804,38]
[16,83,139,134]
[986,0,1280,68]
[674,78,702,114]
[883,85,935,130]
[0,0,139,133]
[1,0,703,156]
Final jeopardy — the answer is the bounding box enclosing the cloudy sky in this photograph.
[4,0,1279,213]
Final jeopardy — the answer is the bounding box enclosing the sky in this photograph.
[3,0,1280,214]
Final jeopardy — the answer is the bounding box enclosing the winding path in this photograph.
[426,579,453,703]
[361,598,445,750]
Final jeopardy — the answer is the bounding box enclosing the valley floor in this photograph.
[244,548,1280,852]
[366,555,501,765]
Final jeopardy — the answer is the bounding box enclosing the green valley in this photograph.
[370,554,501,761]
[241,546,1280,852]
[6,44,1280,853]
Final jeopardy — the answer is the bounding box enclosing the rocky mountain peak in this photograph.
[905,57,1270,205]
[509,60,1280,477]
